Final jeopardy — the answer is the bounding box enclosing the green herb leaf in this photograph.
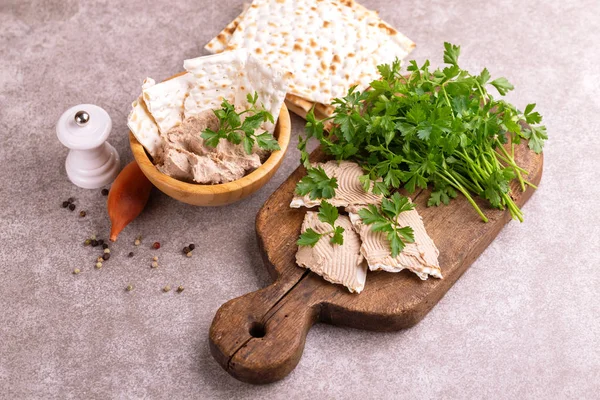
[317,200,339,226]
[295,166,338,200]
[331,226,345,245]
[490,77,514,95]
[297,228,321,247]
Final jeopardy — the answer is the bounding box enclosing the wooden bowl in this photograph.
[129,103,291,206]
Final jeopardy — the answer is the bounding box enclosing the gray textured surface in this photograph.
[1,0,599,398]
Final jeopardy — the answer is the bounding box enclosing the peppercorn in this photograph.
[102,253,110,261]
[79,211,86,217]
[84,239,91,246]
[91,240,99,247]
[101,189,109,196]
[188,244,195,251]
[62,201,69,208]
[97,256,103,262]
[68,204,76,211]
[176,286,184,293]
[152,256,158,261]
[183,246,190,254]
[152,242,160,249]
[151,261,158,268]
[126,285,134,292]
[163,285,171,292]
[102,243,109,249]
[95,262,102,269]
[134,239,141,246]
[98,239,104,246]
[128,252,134,257]
[186,251,192,258]
[73,268,81,275]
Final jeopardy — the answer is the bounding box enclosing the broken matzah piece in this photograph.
[131,50,288,157]
[142,73,196,135]
[296,212,367,293]
[205,0,415,110]
[183,49,247,119]
[290,161,382,209]
[346,204,442,280]
[204,3,250,54]
[127,78,162,157]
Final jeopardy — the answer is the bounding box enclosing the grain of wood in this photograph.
[209,143,543,384]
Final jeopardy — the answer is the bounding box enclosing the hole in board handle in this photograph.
[249,322,266,338]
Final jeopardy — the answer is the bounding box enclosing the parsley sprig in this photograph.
[298,43,547,222]
[357,193,415,257]
[297,201,345,247]
[295,166,338,200]
[202,92,280,154]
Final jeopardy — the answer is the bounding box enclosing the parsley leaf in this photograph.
[295,166,338,200]
[357,193,415,257]
[297,201,345,247]
[202,93,280,154]
[297,43,546,222]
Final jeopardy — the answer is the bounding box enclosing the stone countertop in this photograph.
[1,0,598,398]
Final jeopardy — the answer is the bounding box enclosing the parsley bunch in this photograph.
[299,43,547,222]
[202,92,280,154]
[357,193,415,257]
[297,200,345,247]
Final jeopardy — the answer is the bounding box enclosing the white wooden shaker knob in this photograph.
[56,104,120,189]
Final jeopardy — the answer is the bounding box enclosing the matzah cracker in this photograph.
[204,3,250,54]
[142,73,195,134]
[235,54,288,133]
[128,78,162,157]
[206,0,415,111]
[183,50,247,119]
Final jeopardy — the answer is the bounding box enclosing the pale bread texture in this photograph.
[131,50,288,157]
[204,0,415,114]
[127,78,162,157]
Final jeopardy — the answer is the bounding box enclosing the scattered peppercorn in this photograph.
[152,256,158,261]
[186,251,192,258]
[97,256,103,262]
[189,244,195,250]
[163,285,171,292]
[176,286,184,293]
[84,239,91,246]
[91,234,96,240]
[98,239,104,246]
[62,201,69,208]
[91,240,99,247]
[73,268,81,275]
[152,242,160,249]
[104,248,110,254]
[79,211,86,217]
[102,243,109,249]
[151,261,158,268]
[95,262,102,269]
[101,189,109,196]
[128,252,134,257]
[134,239,141,246]
[102,253,110,261]
[68,203,76,211]
[126,284,134,292]
[183,246,190,254]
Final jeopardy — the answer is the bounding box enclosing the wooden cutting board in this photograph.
[209,144,543,384]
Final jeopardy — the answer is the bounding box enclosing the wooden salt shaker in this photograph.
[56,104,120,189]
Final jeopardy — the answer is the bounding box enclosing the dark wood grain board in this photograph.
[209,144,543,384]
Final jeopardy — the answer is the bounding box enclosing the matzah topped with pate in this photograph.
[204,0,415,112]
[128,49,288,158]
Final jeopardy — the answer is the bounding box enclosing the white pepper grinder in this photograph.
[56,104,120,189]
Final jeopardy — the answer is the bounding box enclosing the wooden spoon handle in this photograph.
[209,272,320,384]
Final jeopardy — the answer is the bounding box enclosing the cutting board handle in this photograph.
[209,276,319,384]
